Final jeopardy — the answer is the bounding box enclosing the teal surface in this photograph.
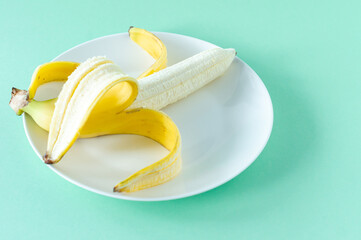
[1,0,360,239]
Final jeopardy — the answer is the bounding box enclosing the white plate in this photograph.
[24,31,273,201]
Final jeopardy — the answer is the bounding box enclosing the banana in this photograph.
[10,48,236,133]
[9,28,236,193]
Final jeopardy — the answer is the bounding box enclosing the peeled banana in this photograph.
[9,27,236,193]
[130,47,235,110]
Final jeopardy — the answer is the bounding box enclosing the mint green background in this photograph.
[1,0,360,239]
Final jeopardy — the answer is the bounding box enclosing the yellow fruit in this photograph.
[9,27,236,193]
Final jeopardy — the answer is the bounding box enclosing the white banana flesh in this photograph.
[131,48,236,110]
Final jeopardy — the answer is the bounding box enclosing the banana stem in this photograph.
[9,88,30,115]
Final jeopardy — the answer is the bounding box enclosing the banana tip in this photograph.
[43,154,55,164]
[113,185,125,193]
[128,26,134,35]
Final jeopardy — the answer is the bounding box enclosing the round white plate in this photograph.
[24,31,273,201]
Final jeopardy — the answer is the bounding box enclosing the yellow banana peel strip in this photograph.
[129,26,167,79]
[28,61,80,100]
[82,108,181,192]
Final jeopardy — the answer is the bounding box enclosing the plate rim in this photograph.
[23,31,274,201]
